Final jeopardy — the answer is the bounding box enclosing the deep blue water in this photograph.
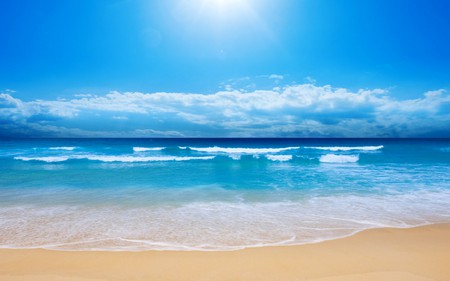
[0,138,449,250]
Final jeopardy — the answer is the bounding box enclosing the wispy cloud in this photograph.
[1,84,449,137]
[268,74,284,80]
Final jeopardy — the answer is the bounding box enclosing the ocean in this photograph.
[0,138,449,251]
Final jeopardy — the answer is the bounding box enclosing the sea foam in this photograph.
[49,147,77,151]
[4,139,450,252]
[15,155,215,163]
[228,154,241,160]
[319,154,359,163]
[189,146,300,154]
[79,155,215,163]
[14,156,70,163]
[1,188,449,251]
[305,145,383,151]
[266,155,292,162]
[133,147,165,152]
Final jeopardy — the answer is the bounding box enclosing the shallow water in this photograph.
[1,138,449,250]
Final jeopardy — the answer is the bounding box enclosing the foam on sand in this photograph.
[0,188,449,251]
[319,154,359,163]
[1,224,449,281]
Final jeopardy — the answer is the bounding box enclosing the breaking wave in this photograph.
[14,156,70,163]
[49,147,77,151]
[265,155,292,162]
[189,146,300,154]
[319,154,359,163]
[133,147,165,152]
[305,145,383,151]
[15,155,216,163]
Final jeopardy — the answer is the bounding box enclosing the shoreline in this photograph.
[1,223,449,280]
[0,222,442,252]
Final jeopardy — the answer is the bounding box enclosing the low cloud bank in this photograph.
[1,84,449,137]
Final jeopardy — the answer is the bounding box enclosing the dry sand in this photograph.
[0,223,449,281]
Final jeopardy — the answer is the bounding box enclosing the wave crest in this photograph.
[319,154,359,163]
[49,147,77,151]
[189,146,300,154]
[15,155,215,163]
[266,155,292,162]
[14,156,70,163]
[133,147,165,152]
[80,155,215,163]
[305,145,383,151]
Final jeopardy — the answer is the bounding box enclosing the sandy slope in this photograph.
[0,224,449,281]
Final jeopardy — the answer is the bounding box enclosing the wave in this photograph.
[83,155,215,163]
[228,154,241,160]
[319,154,359,163]
[49,147,77,151]
[133,147,165,152]
[305,145,383,151]
[15,155,216,163]
[14,156,70,163]
[189,146,300,154]
[266,155,292,162]
[1,188,449,251]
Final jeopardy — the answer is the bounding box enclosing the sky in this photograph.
[1,0,450,137]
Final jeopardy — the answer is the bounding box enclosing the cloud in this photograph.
[268,74,284,80]
[0,93,22,109]
[0,85,449,137]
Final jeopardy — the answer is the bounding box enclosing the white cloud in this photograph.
[74,93,93,98]
[0,93,22,108]
[269,74,284,80]
[1,85,449,137]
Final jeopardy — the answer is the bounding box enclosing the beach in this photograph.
[1,139,450,280]
[1,223,449,281]
[2,0,450,278]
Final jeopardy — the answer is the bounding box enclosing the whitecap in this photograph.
[189,146,300,154]
[78,155,215,163]
[228,154,241,160]
[319,154,359,163]
[133,147,165,152]
[266,155,292,162]
[49,147,77,151]
[305,145,383,151]
[14,155,215,163]
[14,156,70,163]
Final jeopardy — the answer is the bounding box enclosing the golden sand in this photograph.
[0,224,449,281]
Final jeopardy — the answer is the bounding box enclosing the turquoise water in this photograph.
[1,138,450,250]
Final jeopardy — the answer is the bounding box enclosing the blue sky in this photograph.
[1,0,450,137]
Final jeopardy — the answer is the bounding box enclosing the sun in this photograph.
[202,0,245,8]
[171,0,274,44]
[201,0,248,15]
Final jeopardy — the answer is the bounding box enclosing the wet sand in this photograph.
[0,224,449,281]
